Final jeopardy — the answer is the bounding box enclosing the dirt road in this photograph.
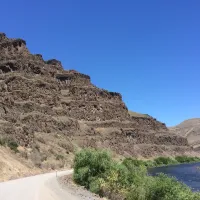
[0,170,80,200]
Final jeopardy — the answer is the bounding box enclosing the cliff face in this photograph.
[0,33,191,171]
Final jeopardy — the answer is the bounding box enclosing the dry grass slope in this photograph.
[128,111,150,118]
[170,118,200,149]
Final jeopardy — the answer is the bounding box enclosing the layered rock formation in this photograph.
[0,33,192,169]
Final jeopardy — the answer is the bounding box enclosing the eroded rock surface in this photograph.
[0,33,192,171]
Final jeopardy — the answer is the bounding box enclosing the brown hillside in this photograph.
[170,118,200,149]
[0,33,195,180]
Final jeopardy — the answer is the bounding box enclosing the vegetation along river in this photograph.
[149,162,200,192]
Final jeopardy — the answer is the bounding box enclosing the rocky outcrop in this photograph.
[0,33,192,166]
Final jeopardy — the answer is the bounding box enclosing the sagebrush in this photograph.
[73,149,200,200]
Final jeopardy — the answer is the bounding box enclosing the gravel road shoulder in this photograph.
[58,174,104,200]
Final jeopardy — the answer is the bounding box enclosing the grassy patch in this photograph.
[7,140,19,153]
[154,156,178,166]
[122,157,155,168]
[122,156,200,169]
[128,111,150,118]
[175,156,200,163]
[73,149,200,200]
[0,137,19,153]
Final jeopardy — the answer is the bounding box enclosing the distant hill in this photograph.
[170,118,200,149]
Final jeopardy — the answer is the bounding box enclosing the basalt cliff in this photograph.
[0,33,194,178]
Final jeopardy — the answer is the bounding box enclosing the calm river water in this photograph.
[149,162,200,192]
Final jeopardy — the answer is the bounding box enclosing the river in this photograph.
[149,162,200,192]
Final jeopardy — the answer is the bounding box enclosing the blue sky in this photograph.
[1,0,200,126]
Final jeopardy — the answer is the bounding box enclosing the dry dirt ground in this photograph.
[0,147,42,182]
[59,174,103,200]
[0,169,104,200]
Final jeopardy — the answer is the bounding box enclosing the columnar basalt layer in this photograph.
[0,33,192,163]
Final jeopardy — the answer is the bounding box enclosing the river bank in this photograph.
[128,155,200,168]
[149,162,200,192]
[71,149,200,200]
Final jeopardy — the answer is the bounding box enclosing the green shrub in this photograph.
[105,162,131,188]
[7,140,19,153]
[144,160,156,167]
[126,173,200,200]
[73,149,200,200]
[175,156,200,163]
[154,157,178,166]
[123,158,146,167]
[146,174,200,200]
[126,176,155,200]
[89,177,105,195]
[0,137,6,146]
[0,137,19,153]
[73,148,112,189]
[122,158,155,168]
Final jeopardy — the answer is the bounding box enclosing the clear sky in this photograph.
[1,0,200,126]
